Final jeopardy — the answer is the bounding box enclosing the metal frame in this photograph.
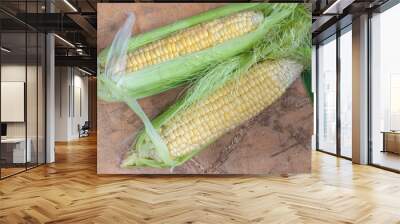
[367,10,373,166]
[315,44,320,152]
[315,33,337,156]
[25,2,28,171]
[0,19,2,179]
[36,1,39,167]
[0,0,47,180]
[336,23,341,157]
[44,0,47,165]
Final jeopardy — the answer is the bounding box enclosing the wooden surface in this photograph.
[1,135,400,223]
[97,3,312,174]
[0,167,25,178]
[383,132,400,154]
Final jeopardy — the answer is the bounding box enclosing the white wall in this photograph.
[54,67,89,141]
[72,73,89,138]
[1,82,25,122]
[1,66,26,138]
[1,65,38,138]
[55,67,70,141]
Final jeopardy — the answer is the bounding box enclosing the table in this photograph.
[1,138,31,163]
[381,131,400,154]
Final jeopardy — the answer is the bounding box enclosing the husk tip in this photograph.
[120,153,138,168]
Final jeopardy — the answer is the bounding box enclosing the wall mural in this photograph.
[97,3,313,174]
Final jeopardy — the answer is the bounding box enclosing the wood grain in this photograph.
[1,135,400,223]
[97,3,313,174]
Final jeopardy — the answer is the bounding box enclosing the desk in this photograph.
[1,138,31,163]
[382,131,400,154]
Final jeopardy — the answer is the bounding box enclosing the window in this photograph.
[371,3,400,171]
[339,27,352,158]
[316,25,353,159]
[317,36,337,154]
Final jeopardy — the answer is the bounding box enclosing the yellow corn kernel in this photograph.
[126,10,264,72]
[160,59,303,158]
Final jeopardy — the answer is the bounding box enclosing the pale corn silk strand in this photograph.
[103,13,175,167]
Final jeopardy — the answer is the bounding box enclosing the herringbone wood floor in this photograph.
[0,135,400,224]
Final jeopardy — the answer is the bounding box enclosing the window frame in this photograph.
[315,24,353,161]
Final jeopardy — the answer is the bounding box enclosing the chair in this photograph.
[79,121,90,138]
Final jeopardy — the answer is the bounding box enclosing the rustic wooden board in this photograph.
[97,3,312,174]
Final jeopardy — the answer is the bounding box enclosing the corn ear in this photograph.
[98,4,296,101]
[179,4,311,112]
[124,10,263,73]
[120,4,311,168]
[98,3,267,69]
[121,59,303,168]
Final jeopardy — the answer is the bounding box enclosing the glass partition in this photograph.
[317,35,337,154]
[371,3,400,171]
[339,27,352,158]
[0,1,46,179]
[1,30,28,177]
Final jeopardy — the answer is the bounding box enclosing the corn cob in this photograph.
[125,10,264,73]
[122,59,303,168]
[160,59,302,158]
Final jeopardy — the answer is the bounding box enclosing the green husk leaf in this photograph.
[98,3,264,67]
[122,4,311,168]
[100,11,176,167]
[98,3,292,102]
[124,100,175,167]
[182,3,311,109]
[301,68,313,101]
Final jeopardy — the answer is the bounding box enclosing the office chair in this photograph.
[79,121,90,138]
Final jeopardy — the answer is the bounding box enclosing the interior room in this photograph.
[0,0,400,223]
[0,0,96,179]
[314,0,400,171]
[54,67,94,141]
[0,17,46,178]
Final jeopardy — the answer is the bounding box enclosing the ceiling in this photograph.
[311,0,391,43]
[0,0,97,74]
[1,32,45,65]
[1,0,396,73]
[0,0,97,13]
